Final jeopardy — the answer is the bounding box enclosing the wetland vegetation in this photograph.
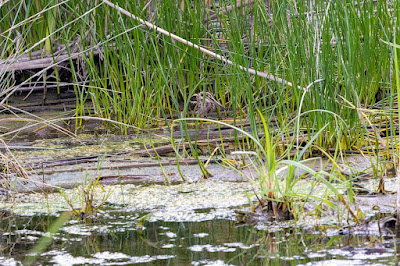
[1,0,400,264]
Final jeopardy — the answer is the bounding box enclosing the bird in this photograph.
[190,92,227,117]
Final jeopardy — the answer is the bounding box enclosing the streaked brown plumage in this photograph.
[190,92,226,117]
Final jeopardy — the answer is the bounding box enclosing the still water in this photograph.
[0,209,398,265]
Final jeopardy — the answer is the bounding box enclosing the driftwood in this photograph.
[22,127,259,171]
[0,50,101,72]
[35,158,201,175]
[20,117,389,172]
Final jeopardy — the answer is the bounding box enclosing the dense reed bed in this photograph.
[1,0,400,219]
[1,1,398,148]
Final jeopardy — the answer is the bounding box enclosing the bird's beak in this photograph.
[211,99,227,110]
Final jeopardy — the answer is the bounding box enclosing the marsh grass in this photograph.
[1,1,397,141]
[1,0,399,220]
[59,166,111,218]
[184,114,358,220]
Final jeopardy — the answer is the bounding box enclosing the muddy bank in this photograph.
[1,130,391,193]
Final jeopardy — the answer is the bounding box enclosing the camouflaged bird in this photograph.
[190,92,226,117]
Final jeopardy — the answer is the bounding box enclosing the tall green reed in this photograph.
[0,0,397,152]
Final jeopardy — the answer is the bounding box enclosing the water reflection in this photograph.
[0,212,399,265]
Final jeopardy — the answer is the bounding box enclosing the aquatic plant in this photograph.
[59,157,111,218]
[177,111,358,222]
[380,36,400,224]
[0,1,396,146]
[1,0,398,222]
